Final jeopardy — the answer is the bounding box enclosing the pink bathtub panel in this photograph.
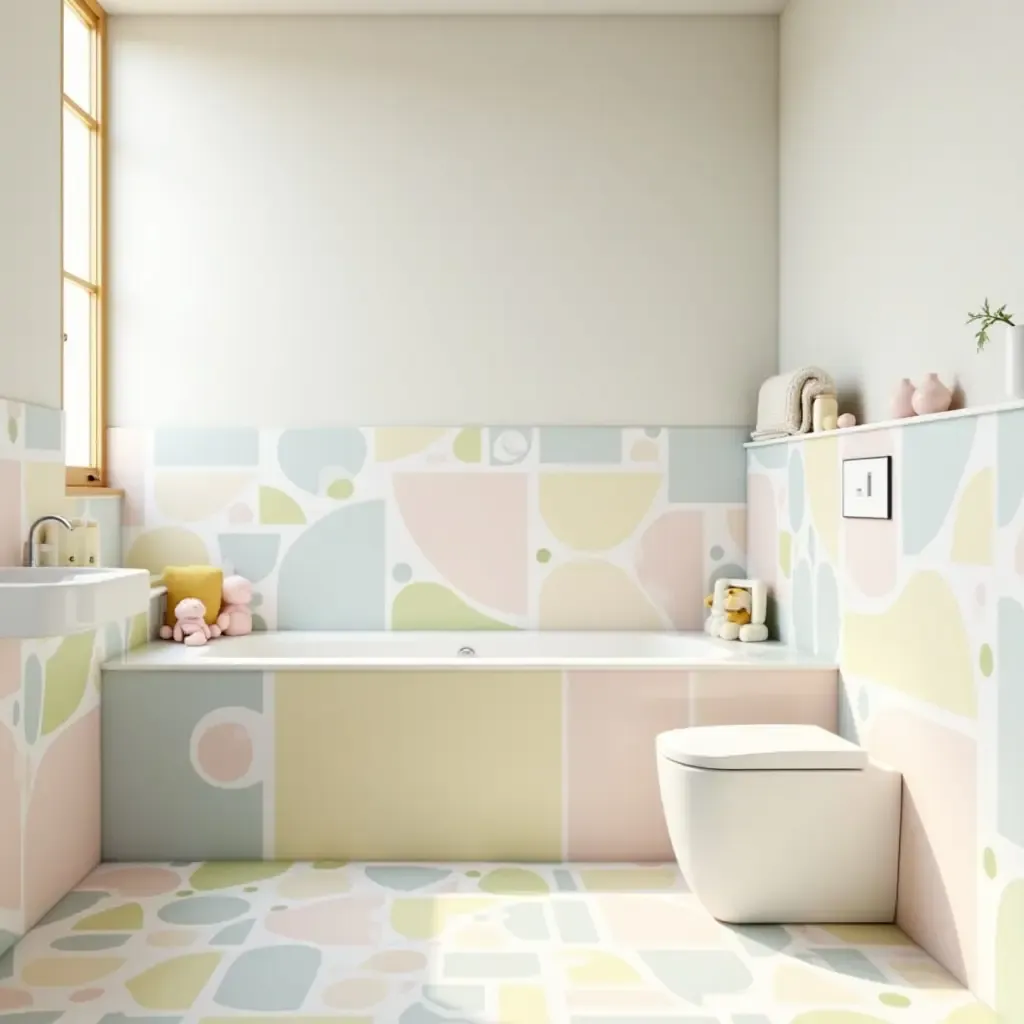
[689,670,838,729]
[23,710,101,928]
[566,671,690,861]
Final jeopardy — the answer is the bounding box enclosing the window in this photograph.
[62,0,106,486]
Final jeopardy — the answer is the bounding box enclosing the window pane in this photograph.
[63,4,93,115]
[63,280,93,469]
[63,107,93,281]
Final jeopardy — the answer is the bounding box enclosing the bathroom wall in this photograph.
[779,0,1024,421]
[112,425,747,630]
[0,0,61,411]
[107,15,778,428]
[747,407,1024,1013]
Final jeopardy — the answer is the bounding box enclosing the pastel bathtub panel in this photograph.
[565,671,690,861]
[153,428,260,468]
[274,671,562,861]
[23,710,101,929]
[688,671,837,730]
[868,707,977,988]
[102,671,265,861]
[667,427,748,503]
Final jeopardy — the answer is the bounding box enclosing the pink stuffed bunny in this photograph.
[159,597,220,646]
[217,575,253,636]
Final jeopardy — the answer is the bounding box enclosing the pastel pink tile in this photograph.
[868,707,977,987]
[0,639,19,701]
[689,670,837,729]
[23,710,101,928]
[0,460,22,567]
[566,671,690,861]
[635,511,705,629]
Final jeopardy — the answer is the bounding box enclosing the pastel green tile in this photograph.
[52,934,131,951]
[24,403,62,452]
[218,534,281,583]
[392,583,514,631]
[902,416,977,554]
[479,868,549,894]
[126,952,222,1011]
[984,847,998,879]
[327,478,355,499]
[669,427,748,502]
[278,428,366,494]
[74,902,144,931]
[189,863,288,891]
[277,501,385,629]
[453,427,482,463]
[102,672,264,860]
[128,612,150,650]
[539,427,621,464]
[258,487,306,525]
[42,631,95,735]
[154,428,259,467]
[213,944,321,1011]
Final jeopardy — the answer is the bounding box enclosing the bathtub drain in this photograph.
[457,646,476,657]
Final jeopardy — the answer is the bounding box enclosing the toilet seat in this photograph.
[656,723,868,771]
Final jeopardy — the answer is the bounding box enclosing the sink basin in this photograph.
[0,566,151,638]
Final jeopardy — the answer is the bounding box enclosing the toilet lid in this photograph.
[657,724,868,771]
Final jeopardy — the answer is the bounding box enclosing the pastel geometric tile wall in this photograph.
[111,425,749,630]
[747,407,1024,1016]
[0,397,148,959]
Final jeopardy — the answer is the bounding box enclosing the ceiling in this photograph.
[102,0,786,14]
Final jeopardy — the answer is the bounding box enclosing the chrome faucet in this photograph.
[24,515,73,567]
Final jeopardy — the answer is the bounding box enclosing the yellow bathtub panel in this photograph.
[274,671,562,860]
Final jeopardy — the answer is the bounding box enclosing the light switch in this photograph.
[842,456,892,520]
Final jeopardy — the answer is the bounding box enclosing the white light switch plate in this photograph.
[842,456,892,520]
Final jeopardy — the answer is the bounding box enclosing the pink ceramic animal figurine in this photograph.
[912,373,953,415]
[159,597,218,646]
[217,575,254,636]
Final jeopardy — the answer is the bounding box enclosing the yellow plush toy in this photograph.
[723,587,752,627]
[161,566,223,629]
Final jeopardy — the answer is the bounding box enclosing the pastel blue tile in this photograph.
[902,416,977,555]
[102,671,264,860]
[277,501,385,630]
[539,427,621,464]
[219,534,282,584]
[668,427,748,503]
[154,427,259,467]
[37,891,106,926]
[726,924,791,956]
[0,931,15,971]
[553,869,578,892]
[23,403,62,452]
[809,947,887,982]
[213,945,321,1011]
[640,950,753,1004]
[278,428,367,495]
[53,934,131,951]
[747,442,787,469]
[998,598,1024,848]
[998,407,1024,525]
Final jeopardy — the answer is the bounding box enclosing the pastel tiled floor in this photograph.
[0,862,989,1023]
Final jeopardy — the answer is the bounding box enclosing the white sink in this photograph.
[0,567,151,638]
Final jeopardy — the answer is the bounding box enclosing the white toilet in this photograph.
[656,723,902,924]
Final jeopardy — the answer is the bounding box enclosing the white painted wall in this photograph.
[108,15,778,427]
[0,0,62,410]
[780,0,1024,424]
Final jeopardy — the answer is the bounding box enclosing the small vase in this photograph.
[1007,324,1024,400]
[891,378,917,418]
[912,373,953,415]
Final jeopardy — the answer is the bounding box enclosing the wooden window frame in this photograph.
[62,0,107,488]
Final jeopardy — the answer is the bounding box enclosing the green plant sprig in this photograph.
[967,298,1015,352]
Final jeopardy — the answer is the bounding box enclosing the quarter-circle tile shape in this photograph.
[540,561,664,630]
[258,487,306,525]
[277,501,385,629]
[453,428,482,463]
[278,428,367,494]
[842,571,975,717]
[42,631,95,735]
[126,527,209,577]
[393,473,528,615]
[539,473,660,552]
[951,468,994,565]
[903,415,977,555]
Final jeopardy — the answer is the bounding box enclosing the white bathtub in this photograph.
[105,630,835,671]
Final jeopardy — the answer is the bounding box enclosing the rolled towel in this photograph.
[751,367,836,440]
